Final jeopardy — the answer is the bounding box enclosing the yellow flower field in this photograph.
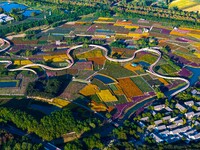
[179,27,200,31]
[184,5,200,11]
[90,101,107,112]
[97,90,118,102]
[158,78,169,86]
[187,33,200,39]
[169,0,199,9]
[124,25,139,29]
[43,54,69,62]
[79,84,99,96]
[52,98,70,108]
[98,17,114,21]
[194,52,200,58]
[14,60,33,65]
[76,50,103,59]
[170,30,185,36]
[124,63,142,72]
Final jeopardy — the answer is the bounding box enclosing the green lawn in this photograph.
[115,95,128,104]
[159,64,178,74]
[131,76,153,92]
[109,84,118,91]
[91,78,109,90]
[99,61,136,78]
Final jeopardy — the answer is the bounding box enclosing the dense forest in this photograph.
[0,107,102,141]
[0,129,42,150]
[26,75,71,98]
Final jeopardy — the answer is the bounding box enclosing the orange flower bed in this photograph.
[118,78,143,101]
[179,27,200,32]
[88,57,106,65]
[90,100,107,112]
[187,33,200,39]
[112,84,124,95]
[52,98,70,108]
[158,39,168,43]
[124,63,142,72]
[170,30,185,36]
[79,84,99,96]
[158,78,169,86]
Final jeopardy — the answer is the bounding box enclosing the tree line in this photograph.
[0,106,102,141]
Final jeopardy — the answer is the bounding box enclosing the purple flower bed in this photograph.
[166,80,183,90]
[151,27,162,33]
[10,45,33,52]
[178,68,193,77]
[87,26,96,32]
[176,37,193,43]
[135,107,144,116]
[175,29,189,34]
[195,81,200,87]
[113,102,135,119]
[161,29,171,35]
[189,62,200,67]
[169,53,190,65]
[135,29,143,34]
[132,92,155,103]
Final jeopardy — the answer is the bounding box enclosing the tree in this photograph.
[0,7,4,13]
[83,134,103,149]
[64,140,83,150]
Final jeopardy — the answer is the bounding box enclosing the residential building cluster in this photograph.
[138,100,200,144]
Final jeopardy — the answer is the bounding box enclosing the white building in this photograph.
[185,112,194,119]
[151,133,163,143]
[184,101,194,107]
[0,14,14,23]
[176,103,186,112]
[154,104,165,111]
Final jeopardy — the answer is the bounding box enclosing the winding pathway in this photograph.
[0,38,190,97]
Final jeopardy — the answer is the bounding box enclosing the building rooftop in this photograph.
[140,116,149,121]
[156,125,166,131]
[185,111,194,119]
[151,133,163,143]
[174,119,183,125]
[176,103,186,112]
[184,101,194,106]
[167,124,178,129]
[163,115,171,121]
[154,104,165,111]
[154,120,162,125]
[165,106,173,112]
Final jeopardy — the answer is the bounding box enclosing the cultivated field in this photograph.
[169,0,200,10]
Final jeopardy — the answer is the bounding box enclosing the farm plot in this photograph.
[173,50,200,63]
[76,49,103,59]
[123,63,142,72]
[169,0,200,9]
[159,64,178,75]
[133,53,158,64]
[184,5,200,11]
[60,81,86,100]
[97,89,118,102]
[79,84,99,96]
[118,78,143,101]
[142,75,153,81]
[158,78,169,86]
[131,76,153,92]
[99,61,136,78]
